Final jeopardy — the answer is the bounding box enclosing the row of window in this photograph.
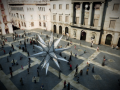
[38,7,45,11]
[31,22,46,27]
[11,7,23,11]
[11,13,25,19]
[53,4,69,10]
[27,7,34,11]
[39,15,46,20]
[53,15,69,22]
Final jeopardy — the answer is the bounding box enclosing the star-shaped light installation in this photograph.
[30,33,70,75]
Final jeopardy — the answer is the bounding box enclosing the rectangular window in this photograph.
[93,19,98,27]
[39,22,41,26]
[109,20,116,29]
[59,4,62,9]
[65,16,69,22]
[113,4,119,11]
[59,16,62,21]
[23,15,25,19]
[39,15,41,20]
[66,4,69,9]
[31,22,34,27]
[53,4,56,9]
[84,18,88,25]
[43,15,45,21]
[53,15,56,20]
[76,17,79,24]
[31,15,33,20]
[44,22,46,27]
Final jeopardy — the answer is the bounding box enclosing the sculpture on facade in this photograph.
[30,33,70,75]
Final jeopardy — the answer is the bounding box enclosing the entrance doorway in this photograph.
[5,29,9,34]
[59,26,62,34]
[54,25,56,33]
[65,27,68,34]
[80,31,86,40]
[117,38,120,47]
[105,34,112,45]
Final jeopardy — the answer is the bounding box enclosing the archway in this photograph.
[117,38,120,47]
[80,31,86,40]
[59,26,62,34]
[53,25,56,33]
[65,27,68,34]
[105,34,112,45]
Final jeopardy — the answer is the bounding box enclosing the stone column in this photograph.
[70,2,74,25]
[88,2,93,27]
[51,23,53,32]
[79,2,83,26]
[98,2,105,30]
[76,29,80,40]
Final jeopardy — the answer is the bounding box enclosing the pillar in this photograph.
[79,2,83,26]
[98,2,105,30]
[70,2,74,25]
[88,2,93,27]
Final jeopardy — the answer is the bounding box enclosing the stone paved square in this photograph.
[0,52,33,75]
[10,65,62,90]
[0,29,120,90]
[93,52,120,71]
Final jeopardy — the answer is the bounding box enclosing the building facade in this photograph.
[7,0,51,31]
[0,0,120,48]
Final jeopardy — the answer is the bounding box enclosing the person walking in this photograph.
[10,71,13,77]
[33,76,36,83]
[74,72,77,77]
[9,67,12,72]
[41,84,44,90]
[64,80,66,88]
[74,45,76,50]
[77,77,79,83]
[70,64,72,70]
[0,64,3,70]
[27,68,29,74]
[37,69,39,76]
[86,68,89,75]
[92,66,94,73]
[80,70,83,76]
[12,46,14,51]
[27,51,29,56]
[7,57,9,62]
[13,59,15,65]
[69,55,72,61]
[21,65,23,69]
[75,64,78,73]
[3,50,5,54]
[59,70,61,79]
[75,53,77,58]
[67,82,70,90]
[20,78,24,85]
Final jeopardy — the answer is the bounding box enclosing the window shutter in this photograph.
[66,4,69,9]
[113,4,119,11]
[110,20,115,29]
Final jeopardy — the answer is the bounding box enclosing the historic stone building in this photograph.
[7,0,51,31]
[50,0,71,36]
[101,0,120,47]
[0,0,120,47]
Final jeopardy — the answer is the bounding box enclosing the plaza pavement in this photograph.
[0,29,120,90]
